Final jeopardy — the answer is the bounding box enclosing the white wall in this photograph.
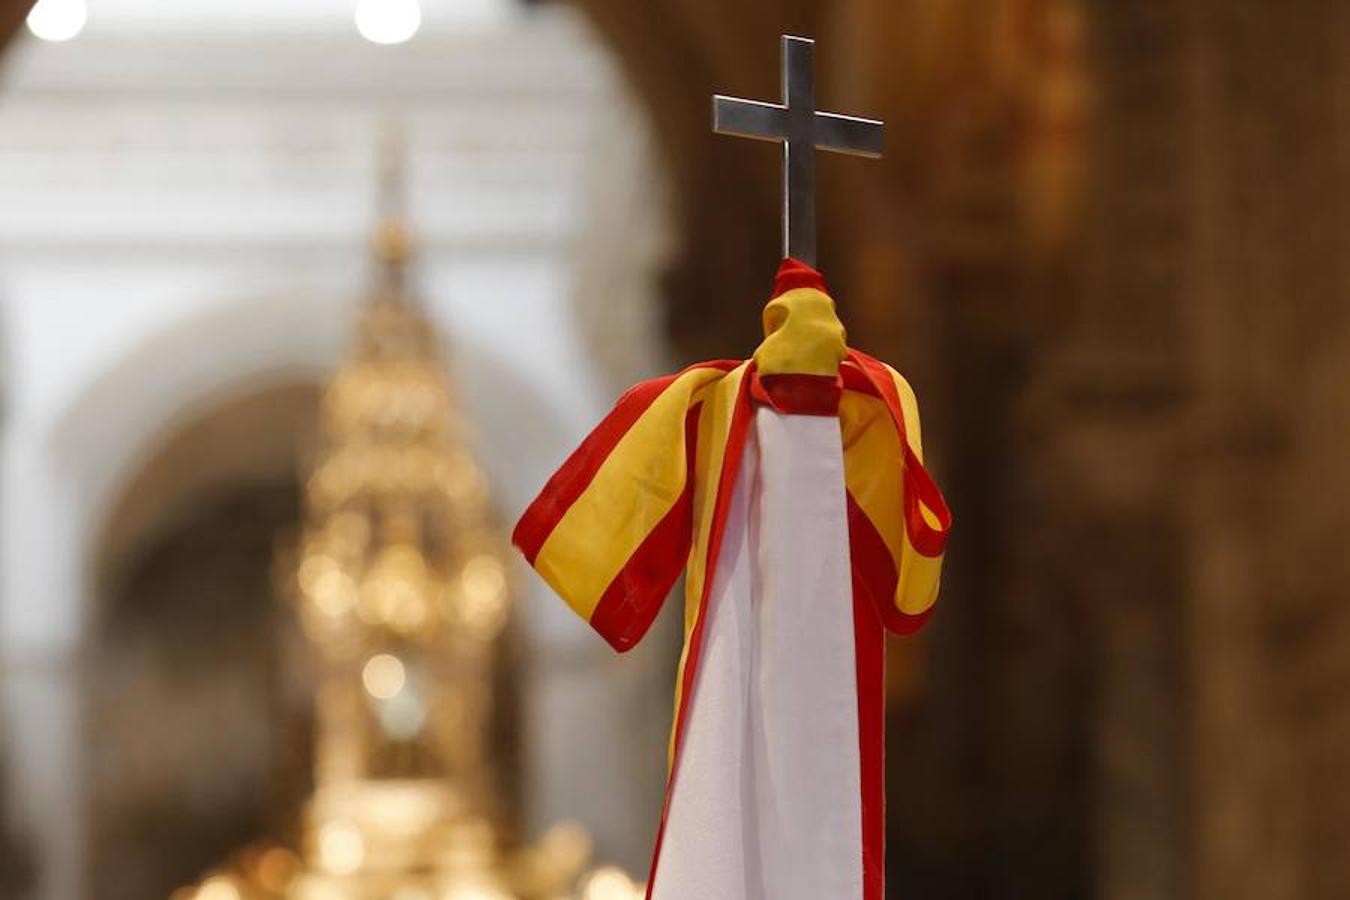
[0,5,674,895]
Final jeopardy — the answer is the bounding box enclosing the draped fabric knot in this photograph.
[514,256,950,647]
[752,256,848,414]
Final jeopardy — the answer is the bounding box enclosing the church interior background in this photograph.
[0,1,1347,899]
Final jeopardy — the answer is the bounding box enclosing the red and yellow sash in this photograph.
[514,259,950,660]
[514,259,951,899]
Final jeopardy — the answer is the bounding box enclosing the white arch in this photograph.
[0,281,627,897]
[7,284,584,654]
[0,6,676,891]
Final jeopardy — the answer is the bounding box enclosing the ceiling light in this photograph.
[26,0,87,43]
[355,0,421,45]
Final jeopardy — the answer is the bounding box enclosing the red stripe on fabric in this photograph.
[588,405,701,653]
[751,372,842,415]
[772,256,829,296]
[848,492,934,636]
[848,350,910,446]
[512,373,678,563]
[904,457,952,558]
[511,360,739,564]
[846,349,951,560]
[852,561,888,900]
[644,369,756,899]
[840,358,879,394]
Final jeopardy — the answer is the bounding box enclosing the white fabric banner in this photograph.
[650,408,863,900]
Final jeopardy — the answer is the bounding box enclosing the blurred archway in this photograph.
[89,383,318,900]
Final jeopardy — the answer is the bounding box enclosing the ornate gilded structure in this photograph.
[174,168,641,900]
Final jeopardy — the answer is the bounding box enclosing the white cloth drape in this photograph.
[650,408,863,900]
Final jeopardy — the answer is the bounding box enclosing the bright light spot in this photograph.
[461,555,506,604]
[362,653,406,700]
[196,876,241,900]
[441,883,511,900]
[354,0,421,45]
[458,555,508,637]
[376,689,426,740]
[538,820,592,871]
[300,555,357,617]
[26,0,87,42]
[254,846,299,892]
[582,866,640,900]
[317,821,365,876]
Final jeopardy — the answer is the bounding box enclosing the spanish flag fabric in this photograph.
[513,258,950,900]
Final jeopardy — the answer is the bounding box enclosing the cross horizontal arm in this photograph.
[713,96,787,142]
[814,112,884,158]
[714,97,884,158]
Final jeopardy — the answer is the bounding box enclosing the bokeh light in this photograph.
[195,875,241,900]
[25,0,87,42]
[317,821,366,876]
[354,0,421,45]
[580,866,642,900]
[362,652,407,699]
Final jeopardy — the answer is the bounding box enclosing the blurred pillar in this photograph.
[1181,1,1349,898]
[956,1,1205,897]
[1,656,84,900]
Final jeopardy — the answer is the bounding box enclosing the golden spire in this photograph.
[370,124,414,300]
[173,131,644,900]
[350,127,437,369]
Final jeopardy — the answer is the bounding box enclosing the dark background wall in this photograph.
[563,2,1350,898]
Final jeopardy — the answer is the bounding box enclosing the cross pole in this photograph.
[713,34,884,268]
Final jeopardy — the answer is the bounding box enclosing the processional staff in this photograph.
[516,31,951,900]
[713,34,885,268]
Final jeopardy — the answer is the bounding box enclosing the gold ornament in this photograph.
[176,151,640,900]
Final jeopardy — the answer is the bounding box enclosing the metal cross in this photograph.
[713,35,884,268]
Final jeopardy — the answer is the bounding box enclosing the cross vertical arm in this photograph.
[781,35,817,264]
[712,34,886,272]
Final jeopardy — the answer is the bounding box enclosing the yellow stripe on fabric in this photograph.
[886,365,943,614]
[754,288,847,376]
[897,541,943,615]
[532,365,729,622]
[840,391,907,558]
[669,363,747,766]
[886,364,924,462]
[841,381,943,617]
[885,367,950,542]
[683,363,746,632]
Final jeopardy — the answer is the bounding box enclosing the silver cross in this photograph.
[713,34,884,268]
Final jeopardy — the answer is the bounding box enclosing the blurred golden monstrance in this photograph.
[173,148,642,900]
